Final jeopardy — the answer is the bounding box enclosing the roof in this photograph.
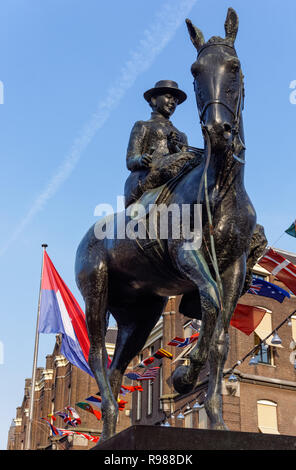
[274,247,296,265]
[105,326,118,345]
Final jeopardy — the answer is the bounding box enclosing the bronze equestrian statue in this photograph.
[75,7,267,442]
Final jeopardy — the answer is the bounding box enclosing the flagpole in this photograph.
[270,232,285,249]
[25,243,48,450]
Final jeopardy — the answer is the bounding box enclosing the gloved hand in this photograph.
[139,153,153,168]
[167,131,182,153]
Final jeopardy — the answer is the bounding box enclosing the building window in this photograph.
[147,380,153,415]
[136,352,143,421]
[257,400,279,434]
[159,363,163,410]
[147,346,154,415]
[253,309,283,365]
[136,389,142,421]
[254,333,272,365]
[198,406,208,429]
[291,316,296,343]
[182,321,196,366]
[184,411,193,428]
[253,274,267,280]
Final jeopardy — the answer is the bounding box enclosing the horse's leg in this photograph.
[204,255,246,430]
[170,244,221,394]
[82,260,118,442]
[108,295,167,401]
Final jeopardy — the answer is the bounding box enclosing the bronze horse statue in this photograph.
[75,8,267,441]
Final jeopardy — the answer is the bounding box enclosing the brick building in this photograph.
[130,249,296,436]
[8,248,296,449]
[7,327,133,450]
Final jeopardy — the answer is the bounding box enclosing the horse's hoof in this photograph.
[172,366,195,394]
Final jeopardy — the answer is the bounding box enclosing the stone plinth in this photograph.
[93,425,296,451]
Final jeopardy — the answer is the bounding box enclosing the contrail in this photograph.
[0,0,197,257]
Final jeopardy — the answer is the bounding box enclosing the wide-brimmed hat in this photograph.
[143,80,187,104]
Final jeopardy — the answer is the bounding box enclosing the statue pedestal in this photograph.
[93,425,296,450]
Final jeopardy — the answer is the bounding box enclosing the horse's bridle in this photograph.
[194,42,245,163]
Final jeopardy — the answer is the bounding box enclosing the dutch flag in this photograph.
[38,250,94,376]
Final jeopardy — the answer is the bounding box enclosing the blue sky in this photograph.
[1,0,296,449]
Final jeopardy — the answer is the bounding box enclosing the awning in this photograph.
[258,426,280,435]
[291,316,296,343]
[257,401,279,435]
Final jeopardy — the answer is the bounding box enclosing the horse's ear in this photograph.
[224,7,239,44]
[186,18,205,51]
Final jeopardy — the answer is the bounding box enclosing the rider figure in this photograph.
[124,80,200,207]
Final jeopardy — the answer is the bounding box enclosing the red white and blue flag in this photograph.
[65,406,81,426]
[247,276,290,303]
[168,333,199,348]
[38,251,95,376]
[54,410,69,421]
[56,428,100,442]
[139,366,160,380]
[41,418,100,442]
[41,417,64,436]
[125,366,160,381]
[85,395,102,408]
[168,336,190,347]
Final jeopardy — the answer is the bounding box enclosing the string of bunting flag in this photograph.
[40,417,100,443]
[123,280,291,385]
[36,419,69,450]
[124,332,200,382]
[157,246,296,426]
[124,259,295,386]
[157,310,296,426]
[39,392,133,444]
[40,407,100,443]
[42,385,146,445]
[225,308,296,380]
[53,406,81,426]
[158,308,296,427]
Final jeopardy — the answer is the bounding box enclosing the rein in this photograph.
[199,129,225,327]
[196,84,245,164]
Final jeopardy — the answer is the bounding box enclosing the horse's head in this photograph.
[186,8,245,155]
